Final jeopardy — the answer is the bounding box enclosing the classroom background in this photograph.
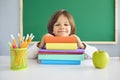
[0,0,120,57]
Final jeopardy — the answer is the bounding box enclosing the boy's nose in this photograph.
[59,25,64,28]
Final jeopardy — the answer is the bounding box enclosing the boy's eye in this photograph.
[54,23,70,27]
[55,24,60,26]
[64,24,69,26]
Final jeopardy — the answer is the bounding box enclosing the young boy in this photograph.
[28,10,97,59]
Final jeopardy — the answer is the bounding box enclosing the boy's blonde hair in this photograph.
[47,10,76,35]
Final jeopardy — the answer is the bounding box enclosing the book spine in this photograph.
[38,52,84,54]
[38,54,84,60]
[45,36,77,43]
[38,49,84,53]
[39,60,81,65]
[38,49,84,54]
[46,43,77,50]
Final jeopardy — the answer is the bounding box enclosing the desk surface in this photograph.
[0,56,120,80]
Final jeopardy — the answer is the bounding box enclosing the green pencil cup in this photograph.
[10,48,28,71]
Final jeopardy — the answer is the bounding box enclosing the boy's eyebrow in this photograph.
[54,22,69,25]
[54,23,59,24]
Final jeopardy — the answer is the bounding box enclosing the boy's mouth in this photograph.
[58,31,67,34]
[58,30,67,33]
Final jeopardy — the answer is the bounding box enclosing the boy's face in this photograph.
[53,15,71,37]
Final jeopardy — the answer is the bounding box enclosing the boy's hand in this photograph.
[70,34,85,49]
[38,33,54,48]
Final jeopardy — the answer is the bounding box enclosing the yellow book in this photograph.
[46,43,77,50]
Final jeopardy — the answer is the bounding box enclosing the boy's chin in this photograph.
[56,34,69,37]
[54,32,70,37]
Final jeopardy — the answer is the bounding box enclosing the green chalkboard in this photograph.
[21,0,117,44]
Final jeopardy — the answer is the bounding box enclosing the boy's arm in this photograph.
[37,37,44,48]
[76,36,85,49]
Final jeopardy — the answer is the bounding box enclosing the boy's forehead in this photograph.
[57,15,68,21]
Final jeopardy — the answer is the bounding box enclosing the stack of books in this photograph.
[37,36,84,65]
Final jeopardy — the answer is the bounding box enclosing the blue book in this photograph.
[38,60,81,65]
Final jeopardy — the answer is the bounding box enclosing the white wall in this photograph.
[0,0,19,56]
[0,0,120,57]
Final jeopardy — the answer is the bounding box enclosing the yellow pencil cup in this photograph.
[10,48,28,71]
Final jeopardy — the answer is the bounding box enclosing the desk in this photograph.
[0,56,120,80]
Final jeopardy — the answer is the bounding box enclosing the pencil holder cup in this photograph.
[10,48,28,71]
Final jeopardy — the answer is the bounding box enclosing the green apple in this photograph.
[92,50,110,69]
